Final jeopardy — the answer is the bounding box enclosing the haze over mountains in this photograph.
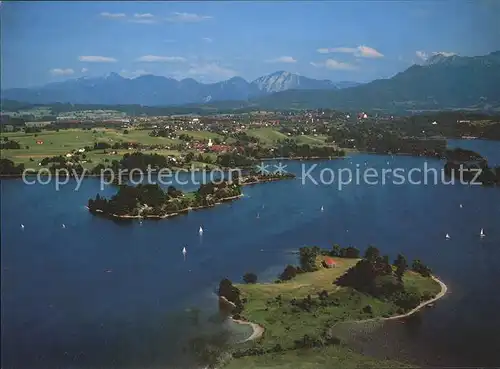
[1,71,360,106]
[2,51,500,112]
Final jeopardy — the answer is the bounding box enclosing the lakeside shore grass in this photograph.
[225,255,444,368]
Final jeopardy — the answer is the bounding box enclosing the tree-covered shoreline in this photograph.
[87,172,295,219]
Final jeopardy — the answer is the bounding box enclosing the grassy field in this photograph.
[227,255,441,367]
[176,130,225,141]
[235,257,399,351]
[224,345,411,369]
[0,129,182,167]
[246,128,289,145]
[236,257,359,301]
[293,135,329,146]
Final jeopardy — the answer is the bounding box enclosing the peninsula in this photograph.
[87,172,295,220]
[444,148,500,186]
[215,245,445,369]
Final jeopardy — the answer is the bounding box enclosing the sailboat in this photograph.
[256,213,260,219]
[445,233,451,240]
[20,224,25,230]
[182,247,187,260]
[459,204,463,208]
[480,228,485,238]
[199,226,203,235]
[321,206,324,212]
[62,224,66,229]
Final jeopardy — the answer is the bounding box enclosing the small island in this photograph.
[87,172,295,219]
[213,245,445,369]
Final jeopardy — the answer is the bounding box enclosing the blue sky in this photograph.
[2,1,499,88]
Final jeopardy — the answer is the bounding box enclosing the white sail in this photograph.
[182,247,187,255]
[199,226,203,235]
[459,204,463,208]
[480,228,485,237]
[62,224,66,229]
[20,224,24,230]
[321,206,324,212]
[445,233,450,239]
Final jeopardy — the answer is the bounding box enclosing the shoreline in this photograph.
[240,175,295,186]
[230,317,265,342]
[337,275,448,326]
[89,194,244,219]
[229,275,447,343]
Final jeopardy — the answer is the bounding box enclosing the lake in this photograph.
[1,140,500,368]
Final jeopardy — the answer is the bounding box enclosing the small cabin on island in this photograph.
[323,258,337,268]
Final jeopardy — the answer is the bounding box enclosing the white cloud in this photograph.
[129,13,157,24]
[79,55,117,63]
[310,59,356,70]
[81,68,89,73]
[317,45,384,58]
[266,56,297,63]
[120,69,149,78]
[50,68,75,76]
[356,45,384,58]
[202,37,213,43]
[136,55,186,62]
[187,63,237,79]
[317,48,332,54]
[99,12,126,19]
[134,13,154,18]
[166,12,213,22]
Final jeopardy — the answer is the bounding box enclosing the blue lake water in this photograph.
[1,140,500,368]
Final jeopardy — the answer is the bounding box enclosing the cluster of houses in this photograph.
[187,139,234,154]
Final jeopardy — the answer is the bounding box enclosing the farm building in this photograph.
[323,258,337,268]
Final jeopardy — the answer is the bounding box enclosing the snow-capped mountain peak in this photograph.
[251,71,301,93]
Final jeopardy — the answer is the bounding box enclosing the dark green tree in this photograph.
[280,265,298,281]
[243,272,258,284]
[331,244,341,257]
[394,254,408,282]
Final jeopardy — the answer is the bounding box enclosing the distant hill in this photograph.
[1,71,357,106]
[252,51,500,112]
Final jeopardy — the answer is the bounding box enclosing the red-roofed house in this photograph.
[209,145,230,153]
[323,258,337,268]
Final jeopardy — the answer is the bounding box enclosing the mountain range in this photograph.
[247,51,500,112]
[1,71,360,106]
[2,51,499,112]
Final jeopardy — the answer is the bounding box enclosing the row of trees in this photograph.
[120,152,171,171]
[95,141,141,151]
[277,141,346,158]
[0,138,21,149]
[216,153,256,168]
